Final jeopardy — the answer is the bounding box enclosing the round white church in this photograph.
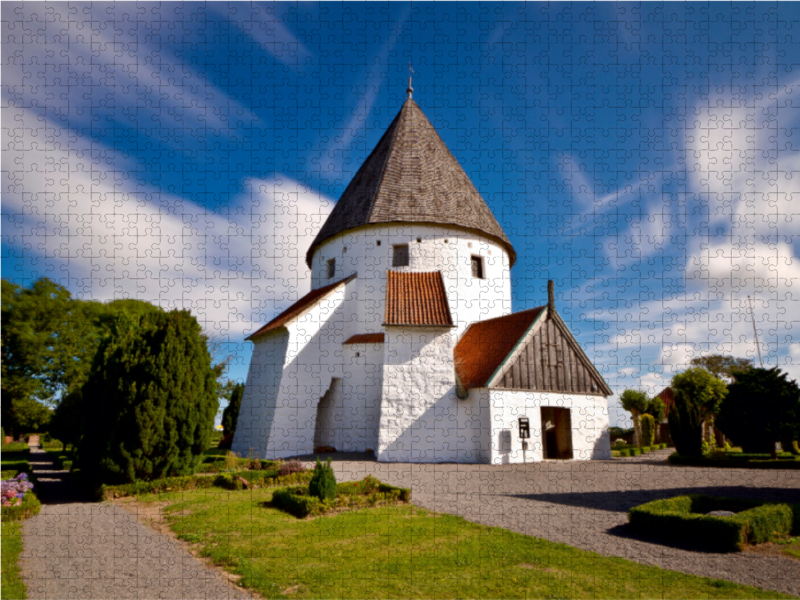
[233,95,612,464]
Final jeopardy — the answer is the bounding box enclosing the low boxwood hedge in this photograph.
[614,443,668,457]
[100,468,314,500]
[668,452,800,470]
[629,494,800,552]
[272,477,412,518]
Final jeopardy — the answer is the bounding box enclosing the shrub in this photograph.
[669,387,703,457]
[629,494,798,552]
[716,367,800,455]
[640,414,655,448]
[308,457,336,501]
[77,310,219,484]
[1,473,40,522]
[668,452,800,469]
[224,451,240,471]
[221,383,245,437]
[214,472,249,490]
[272,486,324,518]
[278,460,306,477]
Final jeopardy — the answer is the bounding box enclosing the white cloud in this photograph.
[2,106,333,339]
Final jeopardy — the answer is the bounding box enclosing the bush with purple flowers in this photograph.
[1,473,40,522]
[1,473,33,507]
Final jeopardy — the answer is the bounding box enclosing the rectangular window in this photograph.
[471,255,484,279]
[392,244,409,267]
[326,258,336,279]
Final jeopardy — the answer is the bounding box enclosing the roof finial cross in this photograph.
[407,62,414,100]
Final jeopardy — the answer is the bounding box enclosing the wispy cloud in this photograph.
[2,106,333,339]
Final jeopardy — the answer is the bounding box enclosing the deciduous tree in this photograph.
[716,367,800,457]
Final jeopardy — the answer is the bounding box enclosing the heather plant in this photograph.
[278,460,305,477]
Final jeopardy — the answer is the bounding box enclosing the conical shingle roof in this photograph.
[306,98,516,266]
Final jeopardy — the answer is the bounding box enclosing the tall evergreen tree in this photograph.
[221,382,245,437]
[77,309,218,483]
[668,387,703,457]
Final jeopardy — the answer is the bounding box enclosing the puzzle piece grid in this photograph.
[3,2,800,598]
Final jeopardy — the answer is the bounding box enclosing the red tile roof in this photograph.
[384,271,454,327]
[246,274,356,341]
[454,307,545,389]
[656,387,675,414]
[343,333,385,345]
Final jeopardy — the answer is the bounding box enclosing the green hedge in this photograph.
[615,443,667,457]
[0,443,29,452]
[272,477,412,519]
[629,494,800,552]
[668,452,800,470]
[100,468,314,500]
[1,491,41,523]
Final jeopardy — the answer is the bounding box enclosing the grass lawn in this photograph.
[1,522,26,600]
[776,536,800,560]
[128,487,792,599]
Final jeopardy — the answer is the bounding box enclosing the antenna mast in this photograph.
[747,295,763,367]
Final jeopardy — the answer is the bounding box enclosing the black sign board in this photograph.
[518,417,530,439]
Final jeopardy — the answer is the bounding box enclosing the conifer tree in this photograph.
[668,388,703,457]
[221,382,245,437]
[78,309,218,483]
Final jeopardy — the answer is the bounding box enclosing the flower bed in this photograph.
[272,475,412,518]
[668,451,800,469]
[1,473,41,522]
[628,494,800,552]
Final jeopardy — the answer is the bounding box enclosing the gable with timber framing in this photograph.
[488,310,612,396]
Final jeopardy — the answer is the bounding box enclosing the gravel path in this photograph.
[20,447,255,600]
[297,450,800,597]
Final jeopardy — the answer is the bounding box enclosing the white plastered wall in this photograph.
[233,282,356,459]
[310,224,512,338]
[487,390,611,464]
[378,327,486,463]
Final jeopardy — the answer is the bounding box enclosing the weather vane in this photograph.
[407,62,414,99]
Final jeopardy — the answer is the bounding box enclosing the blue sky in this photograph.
[3,2,799,426]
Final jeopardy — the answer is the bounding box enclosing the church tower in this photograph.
[233,94,612,464]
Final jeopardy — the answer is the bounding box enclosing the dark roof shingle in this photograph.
[454,307,545,389]
[246,274,355,341]
[384,271,454,327]
[306,98,515,267]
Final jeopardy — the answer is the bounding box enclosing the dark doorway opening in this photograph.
[314,379,339,451]
[541,407,574,459]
